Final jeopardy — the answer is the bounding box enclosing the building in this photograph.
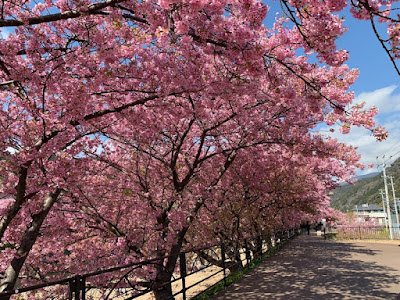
[352,203,386,225]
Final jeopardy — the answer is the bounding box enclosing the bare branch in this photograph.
[0,0,126,27]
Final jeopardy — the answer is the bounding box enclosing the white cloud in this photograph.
[321,86,400,175]
[354,85,400,114]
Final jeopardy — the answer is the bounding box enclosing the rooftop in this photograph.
[352,204,384,212]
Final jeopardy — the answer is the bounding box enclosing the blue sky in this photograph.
[263,1,400,175]
[327,10,400,175]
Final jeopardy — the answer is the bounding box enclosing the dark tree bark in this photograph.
[0,189,62,295]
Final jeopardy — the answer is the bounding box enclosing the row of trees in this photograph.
[0,0,397,298]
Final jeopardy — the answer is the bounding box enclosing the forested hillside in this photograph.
[330,158,400,212]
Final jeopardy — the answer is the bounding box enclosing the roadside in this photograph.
[212,234,400,299]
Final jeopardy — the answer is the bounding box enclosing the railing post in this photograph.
[258,235,263,257]
[244,239,251,266]
[179,252,187,300]
[69,275,85,300]
[221,241,227,287]
[68,277,75,300]
[81,276,86,300]
[75,275,81,300]
[68,276,78,300]
[68,280,72,300]
[272,231,276,247]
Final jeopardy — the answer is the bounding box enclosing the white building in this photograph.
[352,204,386,225]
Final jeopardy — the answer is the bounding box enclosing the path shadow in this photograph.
[213,235,400,300]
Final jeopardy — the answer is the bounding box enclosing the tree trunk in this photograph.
[223,242,243,273]
[254,236,263,258]
[196,250,239,272]
[0,189,61,295]
[0,165,30,241]
[152,226,189,300]
[153,276,174,300]
[151,251,177,300]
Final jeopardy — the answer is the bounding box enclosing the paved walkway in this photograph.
[213,234,400,300]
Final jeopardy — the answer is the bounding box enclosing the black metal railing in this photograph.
[0,228,298,299]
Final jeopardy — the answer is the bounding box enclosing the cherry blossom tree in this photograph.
[279,0,400,75]
[0,0,275,293]
[191,139,362,250]
[349,0,400,74]
[0,0,388,298]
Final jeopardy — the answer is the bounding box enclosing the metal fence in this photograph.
[0,229,298,300]
[328,226,400,240]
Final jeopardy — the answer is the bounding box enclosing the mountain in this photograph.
[354,172,380,180]
[330,158,400,212]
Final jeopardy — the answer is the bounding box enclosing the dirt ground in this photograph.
[212,234,400,300]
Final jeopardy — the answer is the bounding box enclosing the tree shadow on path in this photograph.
[213,235,400,300]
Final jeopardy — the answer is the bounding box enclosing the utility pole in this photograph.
[379,189,388,227]
[389,176,400,229]
[382,156,394,240]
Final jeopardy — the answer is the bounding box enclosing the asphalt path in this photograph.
[213,234,400,300]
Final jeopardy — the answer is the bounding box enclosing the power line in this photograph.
[383,150,400,168]
[386,141,400,156]
[377,141,400,158]
[372,143,400,172]
[376,156,383,170]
